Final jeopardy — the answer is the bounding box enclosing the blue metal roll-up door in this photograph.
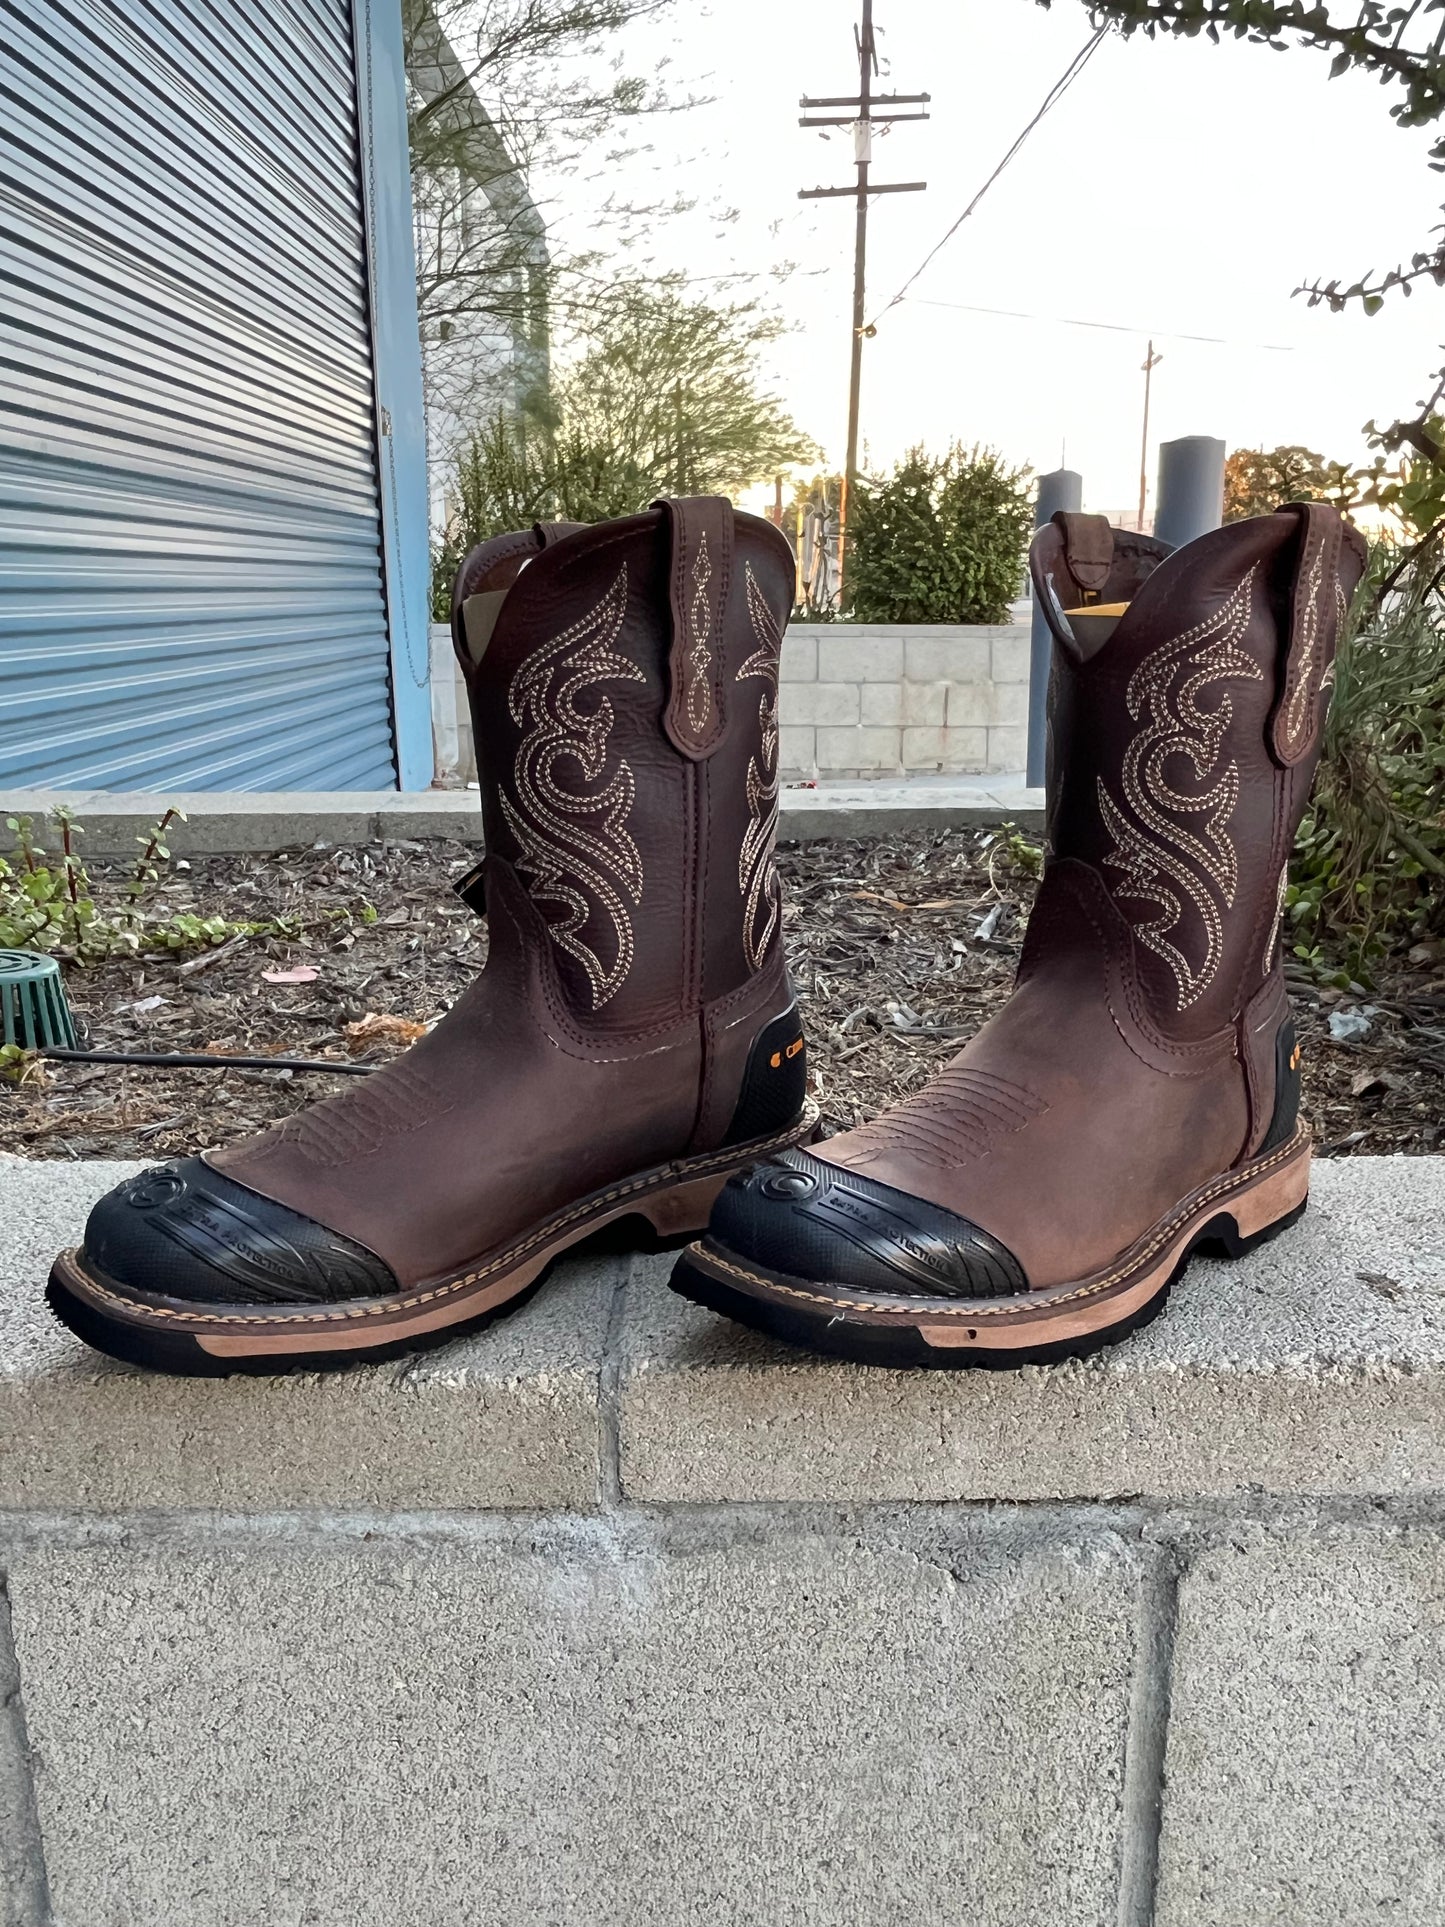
[0,0,403,790]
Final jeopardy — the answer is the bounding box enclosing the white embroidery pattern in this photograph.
[1098,567,1263,1011]
[686,534,714,734]
[1280,541,1325,755]
[1264,860,1289,978]
[500,566,644,1009]
[737,565,781,970]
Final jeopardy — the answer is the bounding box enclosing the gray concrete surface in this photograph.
[2,1147,1443,1920]
[8,1520,1139,1927]
[0,789,481,857]
[779,776,1043,839]
[0,1585,47,1927]
[3,1154,1443,1511]
[619,1157,1445,1504]
[1157,1526,1445,1924]
[0,778,1044,858]
[0,1156,609,1512]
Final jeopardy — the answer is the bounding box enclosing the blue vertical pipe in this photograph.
[1153,436,1225,551]
[354,0,434,790]
[1026,468,1082,788]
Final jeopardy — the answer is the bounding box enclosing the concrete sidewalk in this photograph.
[0,1149,1443,1923]
[0,776,1045,859]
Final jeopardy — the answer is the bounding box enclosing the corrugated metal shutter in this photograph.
[0,0,399,791]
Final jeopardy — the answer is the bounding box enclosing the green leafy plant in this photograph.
[847,443,1033,625]
[1288,537,1445,978]
[1223,445,1357,522]
[0,809,275,963]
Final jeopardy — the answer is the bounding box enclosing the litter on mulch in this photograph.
[2,830,1441,1161]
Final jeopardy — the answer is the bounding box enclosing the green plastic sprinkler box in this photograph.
[0,950,77,1051]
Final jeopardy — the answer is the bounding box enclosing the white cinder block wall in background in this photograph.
[779,622,1031,779]
[431,614,1034,785]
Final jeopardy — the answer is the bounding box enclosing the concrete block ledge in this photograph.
[1,1153,1443,1924]
[1,1153,1442,1512]
[0,779,1045,858]
[0,1158,611,1513]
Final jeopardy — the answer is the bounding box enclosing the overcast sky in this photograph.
[539,0,1445,513]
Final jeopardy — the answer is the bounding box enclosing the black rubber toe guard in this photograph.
[81,1158,399,1307]
[707,1148,1028,1299]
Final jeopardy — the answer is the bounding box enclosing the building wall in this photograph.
[777,622,1030,779]
[431,618,1034,786]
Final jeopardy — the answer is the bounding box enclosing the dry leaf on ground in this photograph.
[344,1012,428,1053]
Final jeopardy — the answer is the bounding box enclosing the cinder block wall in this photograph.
[780,622,1029,778]
[433,618,1034,785]
[3,1156,1444,1924]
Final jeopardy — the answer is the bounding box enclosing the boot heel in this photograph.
[640,1173,730,1242]
[1205,1142,1312,1258]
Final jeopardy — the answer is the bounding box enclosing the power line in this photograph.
[867,26,1110,331]
[798,0,929,606]
[905,296,1296,352]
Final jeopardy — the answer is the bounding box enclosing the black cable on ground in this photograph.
[41,1047,377,1076]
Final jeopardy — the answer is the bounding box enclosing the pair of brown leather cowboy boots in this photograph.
[48,494,1366,1374]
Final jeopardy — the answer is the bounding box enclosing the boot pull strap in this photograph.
[655,495,733,760]
[532,521,586,548]
[450,527,547,672]
[1270,502,1347,767]
[1051,511,1114,600]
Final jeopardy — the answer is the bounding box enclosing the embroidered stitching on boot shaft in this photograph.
[737,565,782,971]
[499,565,645,1009]
[1098,567,1263,1011]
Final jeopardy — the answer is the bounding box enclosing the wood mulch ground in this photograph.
[2,830,1441,1161]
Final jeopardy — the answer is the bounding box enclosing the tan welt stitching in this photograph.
[77,1106,819,1331]
[696,1130,1307,1320]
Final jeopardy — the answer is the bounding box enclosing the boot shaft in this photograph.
[1029,504,1368,1036]
[450,500,794,1035]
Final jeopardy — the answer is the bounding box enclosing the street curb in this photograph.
[0,784,1046,858]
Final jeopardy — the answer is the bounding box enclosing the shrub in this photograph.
[848,443,1032,625]
[1289,538,1445,978]
[429,414,660,619]
[0,809,297,963]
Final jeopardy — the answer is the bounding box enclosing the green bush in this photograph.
[1289,538,1445,979]
[430,414,660,619]
[0,809,301,963]
[847,443,1033,625]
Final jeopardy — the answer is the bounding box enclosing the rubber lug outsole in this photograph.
[668,1196,1308,1372]
[46,1105,819,1378]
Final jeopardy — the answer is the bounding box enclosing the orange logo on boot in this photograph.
[770,1037,805,1069]
[1289,1042,1302,1072]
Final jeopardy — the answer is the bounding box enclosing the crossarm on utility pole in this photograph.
[798,1,928,610]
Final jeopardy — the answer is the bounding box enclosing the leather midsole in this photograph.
[55,1103,820,1356]
[687,1127,1312,1351]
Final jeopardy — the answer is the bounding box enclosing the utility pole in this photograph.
[800,2,928,606]
[1138,340,1163,533]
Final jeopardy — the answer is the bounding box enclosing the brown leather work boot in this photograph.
[49,499,816,1374]
[672,504,1367,1367]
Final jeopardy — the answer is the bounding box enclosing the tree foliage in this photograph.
[405,0,689,427]
[556,290,814,496]
[1037,3,1445,524]
[848,445,1033,625]
[1223,444,1356,520]
[430,291,814,611]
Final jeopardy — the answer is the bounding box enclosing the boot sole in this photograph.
[668,1126,1312,1369]
[46,1104,820,1377]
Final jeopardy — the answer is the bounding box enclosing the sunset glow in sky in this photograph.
[541,0,1445,514]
